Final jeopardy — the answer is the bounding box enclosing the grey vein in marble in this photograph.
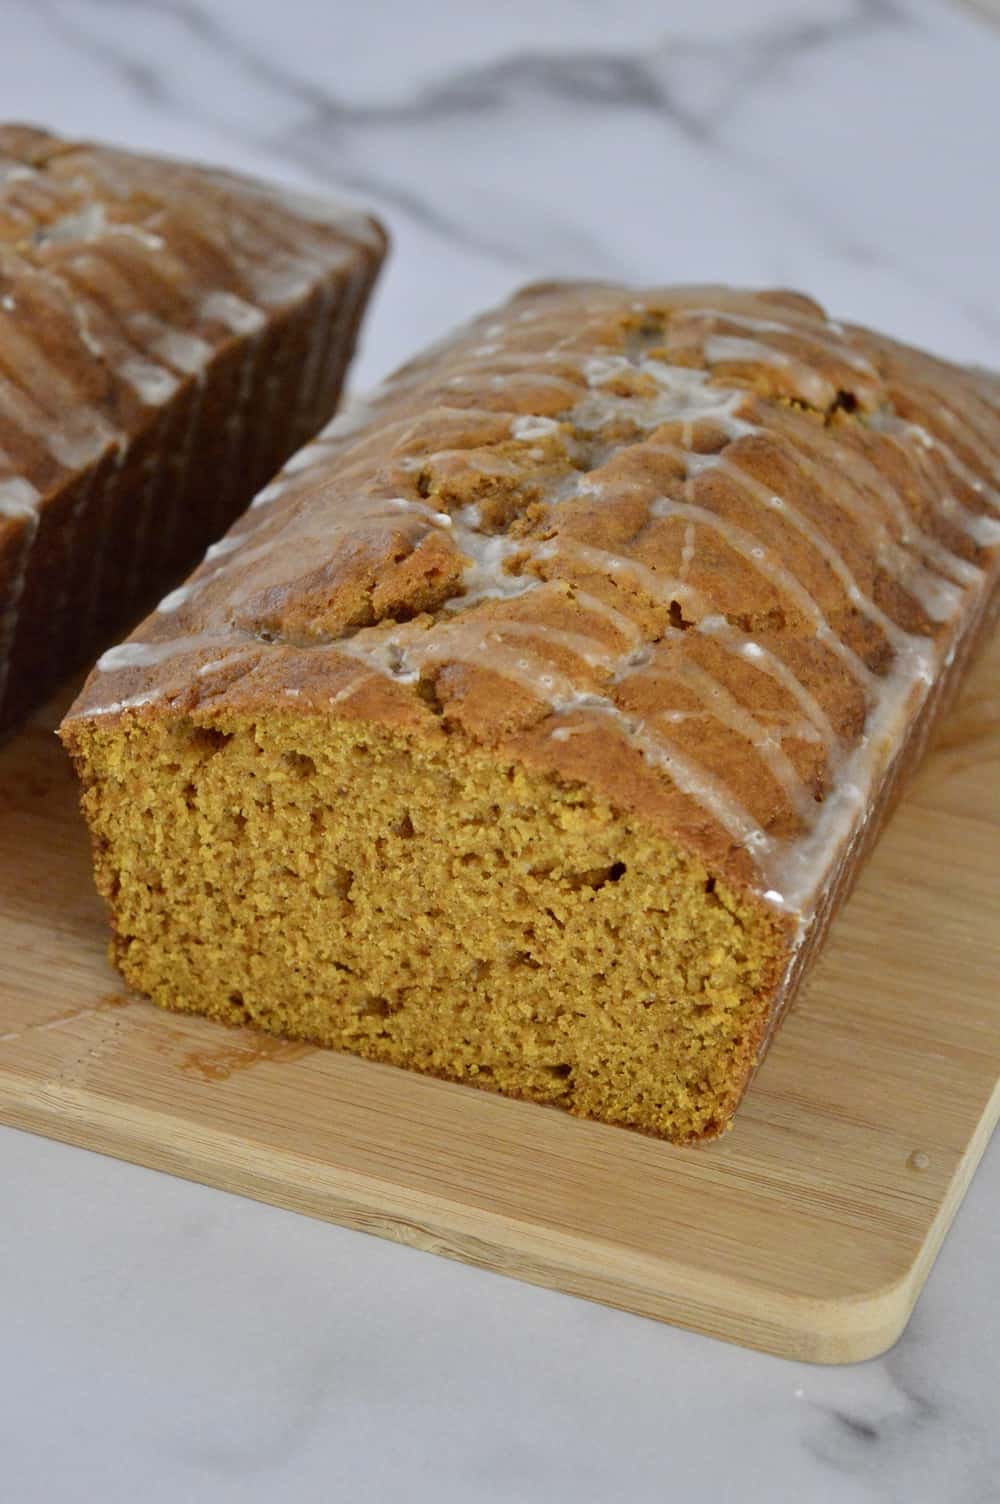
[1,1,999,1499]
[23,0,1000,379]
[29,0,908,268]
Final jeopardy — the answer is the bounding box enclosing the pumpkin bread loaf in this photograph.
[61,283,1000,1142]
[0,124,385,731]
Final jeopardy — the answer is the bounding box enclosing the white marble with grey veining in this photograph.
[1,1,999,1499]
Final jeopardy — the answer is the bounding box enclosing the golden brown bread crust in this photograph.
[62,282,1000,1134]
[67,282,1000,889]
[0,122,385,731]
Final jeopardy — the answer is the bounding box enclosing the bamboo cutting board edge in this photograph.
[2,1060,997,1365]
[0,632,998,1366]
[0,1013,992,1372]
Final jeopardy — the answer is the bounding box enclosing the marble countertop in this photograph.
[2,1,999,1499]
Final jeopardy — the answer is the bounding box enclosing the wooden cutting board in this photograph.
[1,634,998,1366]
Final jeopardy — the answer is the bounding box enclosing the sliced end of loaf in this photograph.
[64,705,788,1143]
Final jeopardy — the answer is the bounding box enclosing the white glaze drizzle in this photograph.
[908,385,1000,476]
[334,622,777,860]
[96,633,239,673]
[150,328,213,375]
[0,306,121,468]
[692,444,967,633]
[7,243,202,619]
[205,535,244,562]
[704,336,832,409]
[535,535,844,762]
[32,202,107,244]
[869,409,1000,521]
[198,290,267,335]
[38,251,184,413]
[0,478,42,519]
[688,308,879,378]
[80,299,1000,922]
[119,357,181,406]
[194,167,381,252]
[679,522,696,581]
[157,583,197,614]
[696,614,839,751]
[0,135,378,731]
[249,478,292,510]
[781,420,986,588]
[510,414,564,442]
[669,656,817,822]
[567,588,646,648]
[0,160,35,186]
[649,487,883,687]
[378,482,841,771]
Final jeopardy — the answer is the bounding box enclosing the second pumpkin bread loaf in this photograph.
[0,124,385,731]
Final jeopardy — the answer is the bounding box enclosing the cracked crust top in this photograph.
[63,281,1000,916]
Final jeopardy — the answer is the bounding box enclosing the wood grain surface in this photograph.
[1,633,997,1365]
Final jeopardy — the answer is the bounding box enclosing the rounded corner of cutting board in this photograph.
[772,1268,920,1365]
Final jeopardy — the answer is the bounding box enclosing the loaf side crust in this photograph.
[0,123,386,730]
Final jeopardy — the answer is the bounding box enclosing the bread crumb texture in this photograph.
[75,710,783,1142]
